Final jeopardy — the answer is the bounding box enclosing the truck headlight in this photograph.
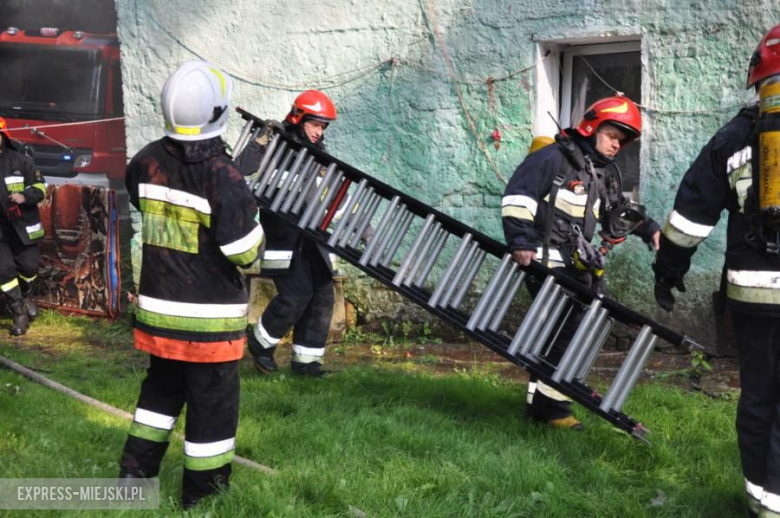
[73,154,93,168]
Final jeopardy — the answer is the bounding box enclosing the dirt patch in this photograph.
[274,339,742,399]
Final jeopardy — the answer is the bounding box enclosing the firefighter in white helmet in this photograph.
[118,60,265,508]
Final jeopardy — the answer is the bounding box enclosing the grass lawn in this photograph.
[0,311,745,517]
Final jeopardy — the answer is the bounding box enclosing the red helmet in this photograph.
[574,96,641,147]
[286,90,337,125]
[747,24,780,88]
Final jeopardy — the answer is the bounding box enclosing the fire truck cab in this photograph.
[0,27,126,190]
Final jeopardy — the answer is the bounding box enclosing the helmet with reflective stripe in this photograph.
[286,90,337,125]
[161,60,234,141]
[574,96,641,147]
[747,24,780,88]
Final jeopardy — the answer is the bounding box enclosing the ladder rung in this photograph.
[270,149,309,212]
[298,163,337,229]
[576,317,614,381]
[450,249,487,310]
[526,292,569,358]
[327,179,368,247]
[308,171,345,230]
[262,148,296,199]
[477,262,519,331]
[612,333,658,412]
[393,214,436,286]
[428,233,473,308]
[413,227,449,288]
[488,269,526,333]
[359,196,400,266]
[404,221,442,287]
[337,186,372,248]
[466,254,512,331]
[233,120,254,159]
[439,242,480,307]
[253,140,288,195]
[506,275,557,355]
[380,209,415,267]
[599,325,657,413]
[279,156,316,213]
[290,160,323,215]
[347,190,380,249]
[559,307,609,383]
[247,134,281,192]
[369,204,406,267]
[517,284,563,357]
[551,300,603,382]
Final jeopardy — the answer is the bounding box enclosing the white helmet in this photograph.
[161,60,234,141]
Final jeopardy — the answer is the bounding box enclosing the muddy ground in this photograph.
[270,339,741,400]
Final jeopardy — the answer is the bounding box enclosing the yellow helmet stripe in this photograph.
[175,127,202,136]
[601,102,629,114]
[209,68,226,98]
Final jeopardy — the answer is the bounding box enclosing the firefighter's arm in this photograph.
[20,157,45,206]
[234,138,268,177]
[214,162,266,267]
[502,149,558,258]
[657,130,731,276]
[630,214,661,249]
[125,155,141,210]
[654,130,731,310]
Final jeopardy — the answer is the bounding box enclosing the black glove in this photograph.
[264,119,285,134]
[251,120,285,147]
[654,273,686,312]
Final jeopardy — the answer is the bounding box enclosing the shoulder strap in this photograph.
[582,156,602,240]
[555,133,587,171]
[542,171,566,265]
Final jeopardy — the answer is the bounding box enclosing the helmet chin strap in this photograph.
[209,105,227,123]
[579,133,613,166]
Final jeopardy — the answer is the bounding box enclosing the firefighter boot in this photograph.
[9,299,29,336]
[291,361,331,377]
[23,299,39,322]
[526,383,583,431]
[247,326,278,374]
[20,281,39,322]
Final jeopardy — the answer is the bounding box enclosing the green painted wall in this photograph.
[116,0,780,344]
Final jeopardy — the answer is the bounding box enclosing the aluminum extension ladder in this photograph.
[233,109,701,443]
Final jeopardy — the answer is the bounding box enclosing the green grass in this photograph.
[0,311,746,517]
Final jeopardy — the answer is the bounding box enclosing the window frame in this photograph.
[534,36,644,199]
[559,41,641,128]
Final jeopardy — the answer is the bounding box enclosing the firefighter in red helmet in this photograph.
[237,90,351,377]
[654,24,780,518]
[0,116,46,336]
[502,95,660,430]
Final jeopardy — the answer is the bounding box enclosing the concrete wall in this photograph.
[116,0,780,343]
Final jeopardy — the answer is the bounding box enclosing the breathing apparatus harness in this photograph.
[542,133,649,286]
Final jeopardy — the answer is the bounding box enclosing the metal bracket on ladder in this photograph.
[234,109,702,443]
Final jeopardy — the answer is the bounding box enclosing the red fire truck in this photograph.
[0,27,125,190]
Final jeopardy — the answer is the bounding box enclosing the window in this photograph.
[0,45,105,121]
[535,39,642,198]
[109,60,124,118]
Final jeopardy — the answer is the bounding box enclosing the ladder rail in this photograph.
[249,129,700,349]
[233,115,706,439]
